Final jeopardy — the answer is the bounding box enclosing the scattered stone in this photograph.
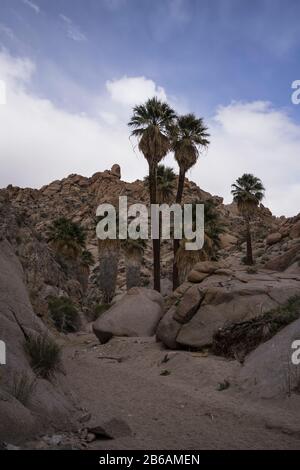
[88,418,132,440]
[78,412,92,424]
[86,433,96,443]
[160,370,171,376]
[216,380,230,391]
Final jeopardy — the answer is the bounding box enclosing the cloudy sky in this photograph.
[0,0,300,216]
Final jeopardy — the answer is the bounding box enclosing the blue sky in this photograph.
[1,0,300,116]
[0,0,300,215]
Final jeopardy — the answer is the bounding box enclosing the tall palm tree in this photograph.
[121,238,146,290]
[171,114,210,290]
[47,217,88,290]
[129,97,176,292]
[98,239,120,303]
[144,164,176,204]
[97,210,120,304]
[231,174,265,265]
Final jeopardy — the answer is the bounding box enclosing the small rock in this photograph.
[78,412,92,424]
[86,433,96,443]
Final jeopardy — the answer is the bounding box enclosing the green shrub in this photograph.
[24,334,62,379]
[11,372,36,406]
[48,296,81,333]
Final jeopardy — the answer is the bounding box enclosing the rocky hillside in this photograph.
[1,164,299,322]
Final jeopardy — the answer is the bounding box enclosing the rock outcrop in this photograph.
[0,239,77,444]
[238,318,300,398]
[157,262,300,350]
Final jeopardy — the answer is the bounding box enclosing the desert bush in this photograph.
[24,333,62,379]
[213,296,300,360]
[11,371,36,406]
[48,296,81,333]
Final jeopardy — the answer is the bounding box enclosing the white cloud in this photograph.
[59,14,87,42]
[106,76,167,107]
[192,101,300,217]
[22,0,40,14]
[0,50,35,84]
[0,51,300,217]
[0,51,147,189]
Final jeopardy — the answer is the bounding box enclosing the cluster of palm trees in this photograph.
[47,100,266,305]
[47,217,94,292]
[129,97,210,292]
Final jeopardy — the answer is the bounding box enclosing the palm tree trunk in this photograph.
[125,256,142,290]
[173,168,185,290]
[176,168,185,204]
[149,163,161,292]
[245,218,254,265]
[98,243,119,303]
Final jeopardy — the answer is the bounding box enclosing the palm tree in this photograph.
[97,210,120,304]
[175,237,207,284]
[121,238,146,290]
[98,239,120,303]
[200,199,227,260]
[47,217,86,259]
[144,164,176,204]
[231,174,265,265]
[79,249,94,292]
[129,97,176,292]
[175,200,225,282]
[170,114,210,289]
[47,217,88,290]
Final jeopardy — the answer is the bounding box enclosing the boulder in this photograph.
[238,319,300,398]
[187,270,209,283]
[110,164,121,179]
[219,233,238,249]
[156,306,181,350]
[264,244,300,271]
[193,261,221,273]
[93,287,164,343]
[266,232,282,245]
[173,285,204,324]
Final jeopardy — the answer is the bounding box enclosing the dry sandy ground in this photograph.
[64,332,300,450]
